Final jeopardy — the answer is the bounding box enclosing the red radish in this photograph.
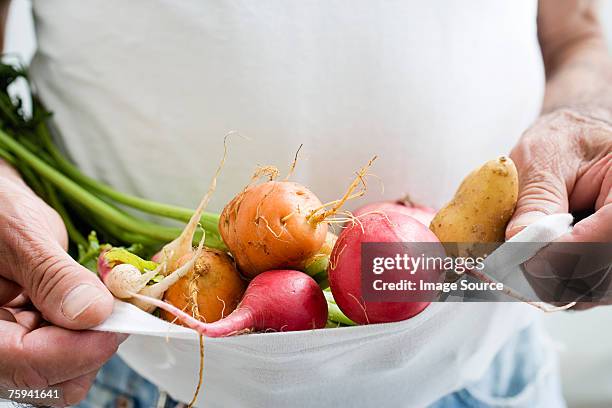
[131,270,328,337]
[353,198,436,227]
[329,212,444,324]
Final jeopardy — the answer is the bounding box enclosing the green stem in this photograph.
[101,220,164,246]
[0,146,16,165]
[67,200,162,247]
[316,277,329,290]
[42,181,87,247]
[0,92,22,126]
[13,160,46,198]
[0,129,226,249]
[37,124,220,232]
[324,290,355,326]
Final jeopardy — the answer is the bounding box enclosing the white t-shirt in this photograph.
[29,0,545,403]
[30,0,543,212]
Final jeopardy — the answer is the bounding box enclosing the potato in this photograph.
[161,249,246,324]
[429,156,518,257]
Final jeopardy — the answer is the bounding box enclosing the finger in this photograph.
[0,307,17,322]
[506,148,570,239]
[13,309,43,331]
[12,238,114,330]
[569,154,612,211]
[24,327,122,385]
[5,292,29,308]
[6,324,124,387]
[56,369,99,407]
[564,204,612,243]
[523,205,612,305]
[0,276,21,305]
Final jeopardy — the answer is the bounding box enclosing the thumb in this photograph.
[506,168,569,240]
[18,239,114,330]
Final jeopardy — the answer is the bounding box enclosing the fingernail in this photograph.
[508,211,548,235]
[61,284,105,320]
[116,333,129,346]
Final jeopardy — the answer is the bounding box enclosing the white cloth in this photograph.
[94,215,573,407]
[29,0,547,404]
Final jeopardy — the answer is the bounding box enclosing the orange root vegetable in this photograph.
[219,181,329,278]
[161,249,246,324]
[132,270,328,337]
[219,157,375,278]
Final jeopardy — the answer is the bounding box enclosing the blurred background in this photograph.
[4,1,612,407]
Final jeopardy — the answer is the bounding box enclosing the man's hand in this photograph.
[506,109,611,241]
[509,1,612,242]
[0,160,120,406]
[504,1,612,308]
[506,109,611,308]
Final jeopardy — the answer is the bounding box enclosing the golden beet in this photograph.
[219,181,328,278]
[161,249,246,324]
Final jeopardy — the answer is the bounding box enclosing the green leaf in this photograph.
[104,247,158,272]
[324,289,356,326]
[77,231,105,272]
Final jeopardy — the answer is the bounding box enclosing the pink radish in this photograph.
[97,248,113,282]
[131,270,328,337]
[329,212,444,324]
[353,198,436,227]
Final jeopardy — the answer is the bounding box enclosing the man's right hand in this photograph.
[0,160,121,406]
